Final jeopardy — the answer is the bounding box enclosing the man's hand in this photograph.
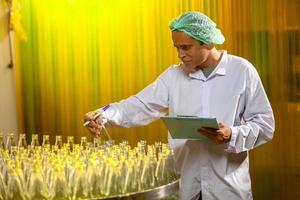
[83,111,103,137]
[198,123,232,144]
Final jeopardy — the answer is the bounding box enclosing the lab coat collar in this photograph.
[188,50,228,81]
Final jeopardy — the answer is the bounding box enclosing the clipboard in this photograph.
[161,116,219,140]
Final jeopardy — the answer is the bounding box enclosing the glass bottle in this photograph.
[55,135,63,149]
[42,135,51,151]
[31,134,40,148]
[51,144,58,154]
[6,133,15,149]
[6,133,17,156]
[93,137,101,149]
[27,162,49,200]
[80,137,87,150]
[0,132,4,149]
[18,133,28,150]
[67,136,74,152]
[166,146,178,182]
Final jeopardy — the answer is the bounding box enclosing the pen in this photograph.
[83,105,110,127]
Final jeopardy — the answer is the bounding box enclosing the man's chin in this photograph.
[182,63,196,73]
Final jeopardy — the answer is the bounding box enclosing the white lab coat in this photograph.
[101,51,275,200]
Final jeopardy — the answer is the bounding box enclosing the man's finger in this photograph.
[89,120,102,129]
[88,126,101,136]
[84,112,96,121]
[202,131,221,144]
[87,127,96,134]
[202,127,219,131]
[199,129,225,144]
[218,123,225,128]
[199,128,218,135]
[95,115,103,125]
[198,128,216,136]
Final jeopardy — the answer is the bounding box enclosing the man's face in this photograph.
[172,31,211,72]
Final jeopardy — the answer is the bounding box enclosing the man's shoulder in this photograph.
[168,63,182,70]
[226,54,260,78]
[227,54,252,66]
[226,54,255,71]
[157,64,185,83]
[161,64,183,75]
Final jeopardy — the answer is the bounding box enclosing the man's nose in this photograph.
[178,49,185,59]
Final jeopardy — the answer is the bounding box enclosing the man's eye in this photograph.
[181,46,190,50]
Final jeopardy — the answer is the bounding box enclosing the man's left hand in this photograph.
[198,123,231,144]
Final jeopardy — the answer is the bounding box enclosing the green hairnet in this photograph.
[169,11,225,45]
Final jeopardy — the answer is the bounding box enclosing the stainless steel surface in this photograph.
[89,178,180,200]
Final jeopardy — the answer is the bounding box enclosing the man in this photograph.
[84,12,275,200]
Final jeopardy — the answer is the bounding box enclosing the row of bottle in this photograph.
[0,133,179,200]
[0,132,81,150]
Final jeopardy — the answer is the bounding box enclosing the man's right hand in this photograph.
[83,111,103,137]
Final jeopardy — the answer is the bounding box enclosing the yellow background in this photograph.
[8,0,300,199]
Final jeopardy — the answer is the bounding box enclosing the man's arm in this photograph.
[198,65,275,153]
[225,66,275,153]
[84,69,171,136]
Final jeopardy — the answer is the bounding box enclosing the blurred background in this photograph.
[0,0,299,199]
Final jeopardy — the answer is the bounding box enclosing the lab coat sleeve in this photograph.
[101,70,170,128]
[226,66,275,154]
